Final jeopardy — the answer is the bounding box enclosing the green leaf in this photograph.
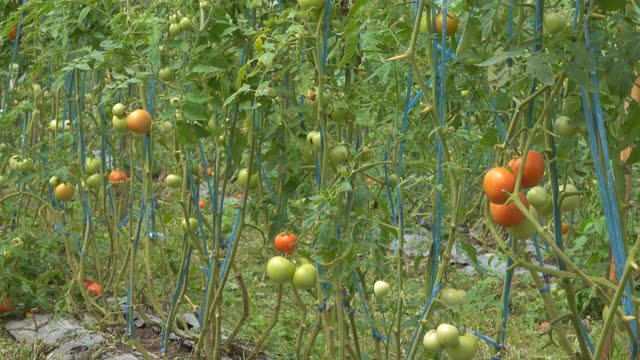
[476,49,526,67]
[176,122,211,145]
[190,65,221,74]
[562,63,595,92]
[230,132,247,165]
[603,56,634,98]
[186,91,212,104]
[526,55,554,86]
[183,102,208,121]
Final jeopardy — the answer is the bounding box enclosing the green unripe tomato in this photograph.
[446,332,479,360]
[266,256,295,284]
[331,107,354,123]
[165,174,182,188]
[559,184,580,212]
[49,176,61,187]
[181,218,199,233]
[158,68,174,82]
[388,174,400,189]
[306,131,322,152]
[543,12,566,34]
[527,186,549,209]
[423,329,444,352]
[553,116,578,137]
[436,324,460,348]
[506,206,539,240]
[373,280,391,297]
[18,159,34,173]
[169,23,181,36]
[298,0,325,11]
[112,115,128,133]
[440,288,466,306]
[179,17,193,31]
[238,168,258,189]
[292,263,317,290]
[329,144,349,165]
[359,146,373,162]
[112,103,127,117]
[419,14,428,33]
[86,174,103,189]
[85,158,102,175]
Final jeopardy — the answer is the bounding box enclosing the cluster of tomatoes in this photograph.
[265,232,317,290]
[483,150,581,239]
[421,288,478,359]
[111,103,152,135]
[483,151,546,235]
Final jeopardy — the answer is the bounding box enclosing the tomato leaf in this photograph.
[476,49,525,67]
[526,55,554,86]
[562,63,595,92]
[176,122,210,145]
[602,56,634,98]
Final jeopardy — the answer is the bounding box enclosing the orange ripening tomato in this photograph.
[198,199,205,209]
[8,26,17,41]
[126,109,152,134]
[0,297,14,313]
[235,193,243,199]
[366,177,374,184]
[87,283,101,298]
[483,167,516,204]
[508,150,545,188]
[274,232,298,254]
[435,12,459,36]
[108,170,127,187]
[561,223,570,235]
[490,192,529,227]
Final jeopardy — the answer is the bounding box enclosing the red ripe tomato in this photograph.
[0,297,14,313]
[490,192,529,227]
[87,283,101,297]
[108,170,127,187]
[483,167,516,204]
[508,150,545,188]
[126,109,152,134]
[274,232,298,254]
[198,199,205,208]
[8,26,17,41]
[235,193,243,199]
